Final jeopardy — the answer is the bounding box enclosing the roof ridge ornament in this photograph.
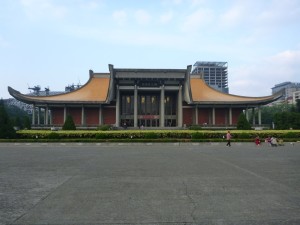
[89,69,94,78]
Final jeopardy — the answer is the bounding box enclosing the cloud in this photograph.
[190,0,205,6]
[173,0,182,4]
[112,10,127,25]
[180,8,214,32]
[229,65,266,97]
[20,0,67,20]
[0,35,10,48]
[80,1,101,10]
[219,5,246,28]
[218,0,300,35]
[229,49,300,96]
[160,11,173,24]
[161,0,182,6]
[64,24,191,50]
[266,50,300,78]
[269,50,300,64]
[134,9,151,25]
[256,0,300,26]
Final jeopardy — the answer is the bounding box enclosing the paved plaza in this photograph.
[0,142,300,225]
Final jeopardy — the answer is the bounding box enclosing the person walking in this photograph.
[226,130,232,147]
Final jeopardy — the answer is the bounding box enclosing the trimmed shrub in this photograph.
[236,132,252,139]
[47,132,60,139]
[283,132,299,139]
[189,125,202,130]
[192,132,204,139]
[97,125,112,131]
[14,129,300,142]
[144,132,158,139]
[237,113,252,130]
[95,133,108,139]
[62,115,76,130]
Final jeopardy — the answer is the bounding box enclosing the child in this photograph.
[255,136,260,146]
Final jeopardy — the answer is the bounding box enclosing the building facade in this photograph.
[191,61,229,93]
[8,64,281,128]
[272,82,300,104]
[293,91,300,104]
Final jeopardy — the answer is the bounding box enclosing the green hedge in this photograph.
[13,130,300,141]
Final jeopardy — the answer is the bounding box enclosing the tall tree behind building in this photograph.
[0,99,16,138]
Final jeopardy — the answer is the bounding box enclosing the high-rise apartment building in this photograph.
[293,91,300,104]
[271,82,300,103]
[191,61,228,93]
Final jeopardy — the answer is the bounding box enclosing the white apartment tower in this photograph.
[272,82,300,103]
[191,61,228,93]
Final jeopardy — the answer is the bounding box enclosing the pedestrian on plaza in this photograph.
[226,130,232,147]
[270,136,278,147]
[255,136,261,146]
[265,136,272,146]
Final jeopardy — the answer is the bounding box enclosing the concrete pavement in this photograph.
[0,142,300,225]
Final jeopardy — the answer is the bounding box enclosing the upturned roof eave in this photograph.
[8,86,108,105]
[189,77,283,105]
[191,100,274,106]
[190,94,282,106]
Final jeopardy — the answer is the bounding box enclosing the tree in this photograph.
[62,115,76,130]
[236,113,252,130]
[274,111,300,129]
[290,104,297,113]
[23,116,31,130]
[0,99,16,138]
[13,117,23,129]
[274,112,289,129]
[255,103,295,127]
[296,99,300,113]
[4,103,31,129]
[289,112,300,129]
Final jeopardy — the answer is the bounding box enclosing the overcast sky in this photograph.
[1,0,300,99]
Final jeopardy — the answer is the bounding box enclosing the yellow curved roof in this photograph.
[190,78,279,103]
[9,74,281,106]
[8,75,110,104]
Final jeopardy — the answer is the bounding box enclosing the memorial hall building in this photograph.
[8,64,281,128]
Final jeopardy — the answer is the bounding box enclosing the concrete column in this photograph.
[160,85,165,127]
[32,104,36,125]
[99,105,102,125]
[45,105,49,125]
[252,108,256,125]
[134,85,138,127]
[195,106,198,125]
[49,109,52,125]
[44,109,46,125]
[212,107,216,125]
[229,107,232,125]
[81,105,85,126]
[258,106,262,125]
[37,107,40,125]
[177,85,183,127]
[116,86,120,127]
[64,105,67,122]
[245,107,249,121]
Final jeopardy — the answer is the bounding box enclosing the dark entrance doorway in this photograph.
[137,94,159,127]
[120,92,177,127]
